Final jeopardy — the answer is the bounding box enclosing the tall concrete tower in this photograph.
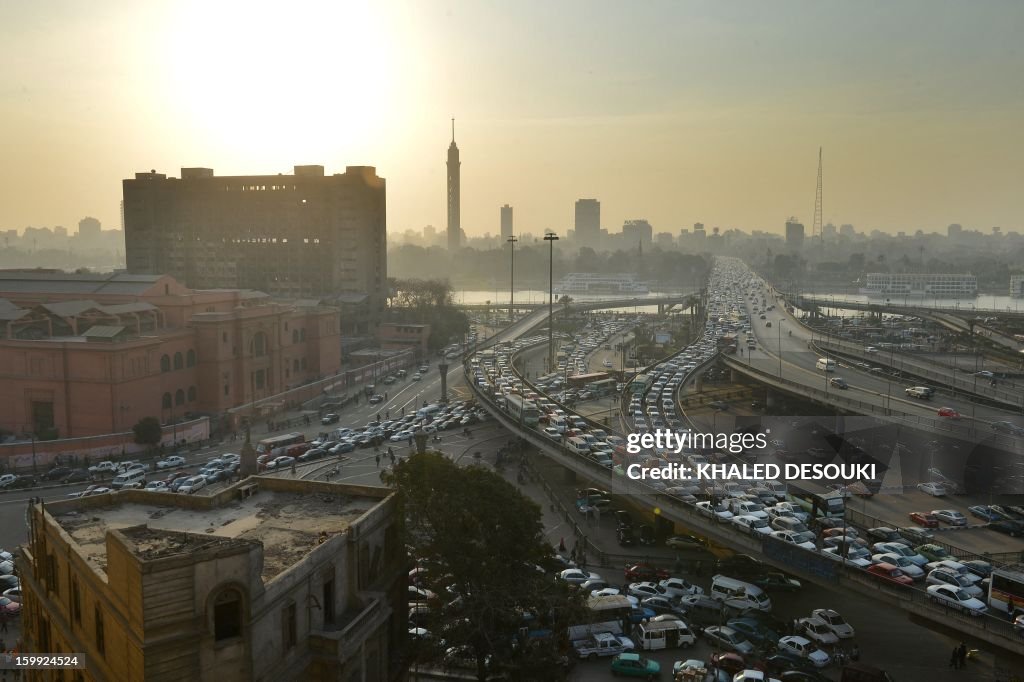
[447,119,461,250]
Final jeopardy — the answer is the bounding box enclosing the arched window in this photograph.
[212,588,243,641]
[175,389,185,406]
[187,386,197,402]
[299,328,306,342]
[186,349,196,367]
[251,332,267,357]
[292,329,299,343]
[160,355,171,372]
[162,393,172,409]
[173,352,183,370]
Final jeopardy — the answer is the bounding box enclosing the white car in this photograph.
[917,482,947,497]
[696,501,733,522]
[156,455,186,469]
[732,515,772,536]
[144,481,168,492]
[926,584,987,615]
[543,427,561,439]
[771,530,816,550]
[658,577,703,598]
[797,617,839,646]
[810,609,855,639]
[931,509,967,526]
[177,476,207,494]
[926,569,982,597]
[822,547,871,568]
[872,554,925,580]
[627,582,668,599]
[559,569,601,585]
[871,542,928,567]
[777,636,831,668]
[88,461,117,474]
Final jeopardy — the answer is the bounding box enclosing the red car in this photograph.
[710,652,754,675]
[937,407,961,419]
[624,563,670,582]
[866,562,914,587]
[909,512,940,528]
[0,596,20,616]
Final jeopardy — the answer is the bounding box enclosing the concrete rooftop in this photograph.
[53,489,375,582]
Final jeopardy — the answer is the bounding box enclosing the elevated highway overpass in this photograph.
[456,293,698,314]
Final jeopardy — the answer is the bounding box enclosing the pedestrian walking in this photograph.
[385,392,388,400]
[957,643,967,668]
[558,537,566,552]
[375,454,381,468]
[850,644,860,662]
[1008,598,1017,621]
[408,436,414,448]
[385,410,390,419]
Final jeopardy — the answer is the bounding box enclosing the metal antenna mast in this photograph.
[812,147,823,242]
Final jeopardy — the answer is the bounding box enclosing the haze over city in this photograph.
[3,0,1023,237]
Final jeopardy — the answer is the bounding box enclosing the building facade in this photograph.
[785,219,805,249]
[500,204,513,241]
[574,199,600,243]
[861,272,978,298]
[122,165,385,334]
[447,122,461,250]
[621,219,653,248]
[376,322,430,357]
[0,272,340,438]
[1009,274,1024,298]
[18,477,406,682]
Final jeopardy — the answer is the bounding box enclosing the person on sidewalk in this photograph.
[558,537,566,552]
[375,454,381,468]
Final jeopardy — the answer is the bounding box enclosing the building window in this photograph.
[160,354,171,372]
[222,332,228,343]
[187,386,197,402]
[214,589,243,641]
[251,332,267,357]
[301,358,307,370]
[175,389,185,406]
[95,605,105,656]
[292,329,299,343]
[283,602,297,650]
[173,352,183,370]
[224,384,229,397]
[254,370,265,389]
[186,349,196,367]
[162,393,172,409]
[299,328,306,342]
[293,359,299,372]
[46,554,59,595]
[71,577,82,625]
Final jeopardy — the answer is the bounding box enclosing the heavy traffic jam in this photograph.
[459,258,1024,680]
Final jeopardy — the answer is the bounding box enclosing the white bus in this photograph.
[988,565,1024,616]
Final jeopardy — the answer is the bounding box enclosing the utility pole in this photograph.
[544,232,559,374]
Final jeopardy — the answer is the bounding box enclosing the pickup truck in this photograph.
[905,386,934,399]
[572,632,635,660]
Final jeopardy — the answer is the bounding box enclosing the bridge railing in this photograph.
[811,337,1024,407]
[719,354,1024,454]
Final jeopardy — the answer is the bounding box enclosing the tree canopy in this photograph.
[385,452,583,681]
[132,416,163,447]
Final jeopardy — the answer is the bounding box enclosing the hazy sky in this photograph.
[2,0,1022,237]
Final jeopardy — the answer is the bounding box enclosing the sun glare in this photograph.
[161,0,401,163]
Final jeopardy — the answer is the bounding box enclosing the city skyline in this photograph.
[3,1,1024,237]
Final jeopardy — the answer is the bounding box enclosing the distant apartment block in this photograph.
[122,165,386,334]
[1011,274,1024,298]
[18,476,405,682]
[622,219,653,247]
[500,204,513,241]
[785,219,805,248]
[861,273,978,298]
[574,199,601,242]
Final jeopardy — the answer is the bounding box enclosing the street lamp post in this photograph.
[507,235,518,324]
[544,232,559,374]
[777,320,785,378]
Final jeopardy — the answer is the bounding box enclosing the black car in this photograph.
[320,413,340,425]
[866,526,902,543]
[614,510,634,529]
[62,469,91,484]
[829,377,849,389]
[43,466,72,481]
[617,526,636,547]
[714,554,764,576]
[750,572,802,592]
[298,448,327,462]
[989,519,1024,537]
[7,475,39,490]
[638,525,657,546]
[763,651,808,674]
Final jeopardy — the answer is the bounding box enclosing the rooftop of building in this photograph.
[50,481,385,582]
[0,271,166,296]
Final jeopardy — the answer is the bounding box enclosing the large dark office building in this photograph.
[574,199,601,243]
[122,165,386,334]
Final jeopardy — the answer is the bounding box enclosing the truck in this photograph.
[716,334,738,354]
[572,631,636,660]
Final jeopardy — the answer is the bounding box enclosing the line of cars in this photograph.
[68,454,242,497]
